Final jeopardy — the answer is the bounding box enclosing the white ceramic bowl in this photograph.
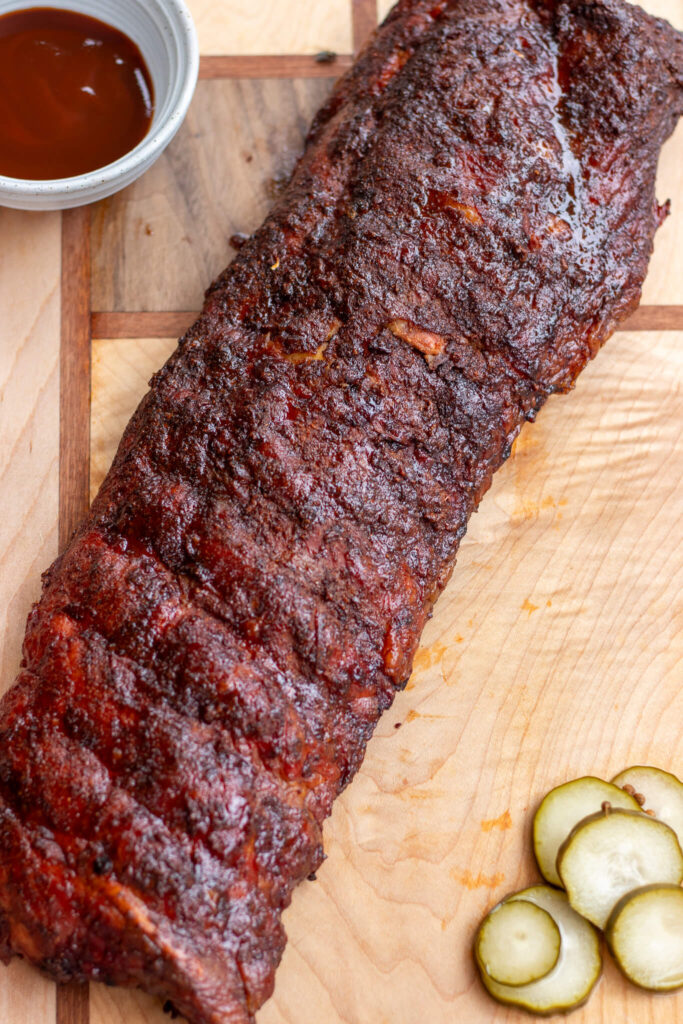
[0,0,199,210]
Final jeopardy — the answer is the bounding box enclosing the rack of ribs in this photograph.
[0,1,681,1022]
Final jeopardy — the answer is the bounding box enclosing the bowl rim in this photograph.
[0,0,199,196]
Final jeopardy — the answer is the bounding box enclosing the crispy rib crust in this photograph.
[0,2,681,1021]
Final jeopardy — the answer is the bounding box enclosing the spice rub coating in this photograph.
[0,1,681,1022]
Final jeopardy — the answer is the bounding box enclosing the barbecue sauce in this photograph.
[0,8,154,180]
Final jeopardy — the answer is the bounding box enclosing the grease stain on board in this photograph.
[405,709,447,724]
[452,869,506,890]
[406,640,450,690]
[411,641,449,675]
[513,493,569,523]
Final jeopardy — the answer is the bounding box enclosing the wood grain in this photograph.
[0,209,60,1022]
[189,0,352,57]
[91,78,334,313]
[87,329,683,1024]
[90,987,165,1024]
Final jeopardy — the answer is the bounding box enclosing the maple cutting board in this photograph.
[1,2,682,1023]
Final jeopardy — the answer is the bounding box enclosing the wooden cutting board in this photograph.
[0,2,682,1023]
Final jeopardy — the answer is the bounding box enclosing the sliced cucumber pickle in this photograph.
[606,884,683,991]
[557,808,683,929]
[475,899,561,987]
[476,886,602,1014]
[612,765,683,848]
[533,776,640,886]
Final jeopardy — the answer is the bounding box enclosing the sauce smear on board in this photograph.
[0,7,154,180]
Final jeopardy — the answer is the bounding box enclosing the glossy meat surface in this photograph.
[0,2,681,1022]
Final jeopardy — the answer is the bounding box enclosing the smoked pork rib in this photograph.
[1,1,682,1021]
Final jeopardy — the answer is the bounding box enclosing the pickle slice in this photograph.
[612,765,683,847]
[475,899,561,986]
[476,886,602,1015]
[557,808,683,928]
[533,777,640,886]
[606,884,683,991]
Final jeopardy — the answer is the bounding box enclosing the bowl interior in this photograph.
[0,0,198,195]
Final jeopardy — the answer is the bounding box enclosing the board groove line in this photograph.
[90,306,683,341]
[352,0,380,53]
[199,54,353,79]
[57,208,92,1024]
[59,207,92,552]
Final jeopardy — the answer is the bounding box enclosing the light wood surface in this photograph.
[0,210,60,1023]
[635,0,683,27]
[0,210,61,696]
[90,337,177,500]
[1,1,682,1023]
[642,121,683,304]
[191,0,352,56]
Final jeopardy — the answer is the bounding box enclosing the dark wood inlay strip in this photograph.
[618,305,683,332]
[352,0,380,53]
[59,207,92,554]
[91,306,683,343]
[58,209,91,1020]
[199,54,352,80]
[56,983,89,1024]
[91,311,197,339]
